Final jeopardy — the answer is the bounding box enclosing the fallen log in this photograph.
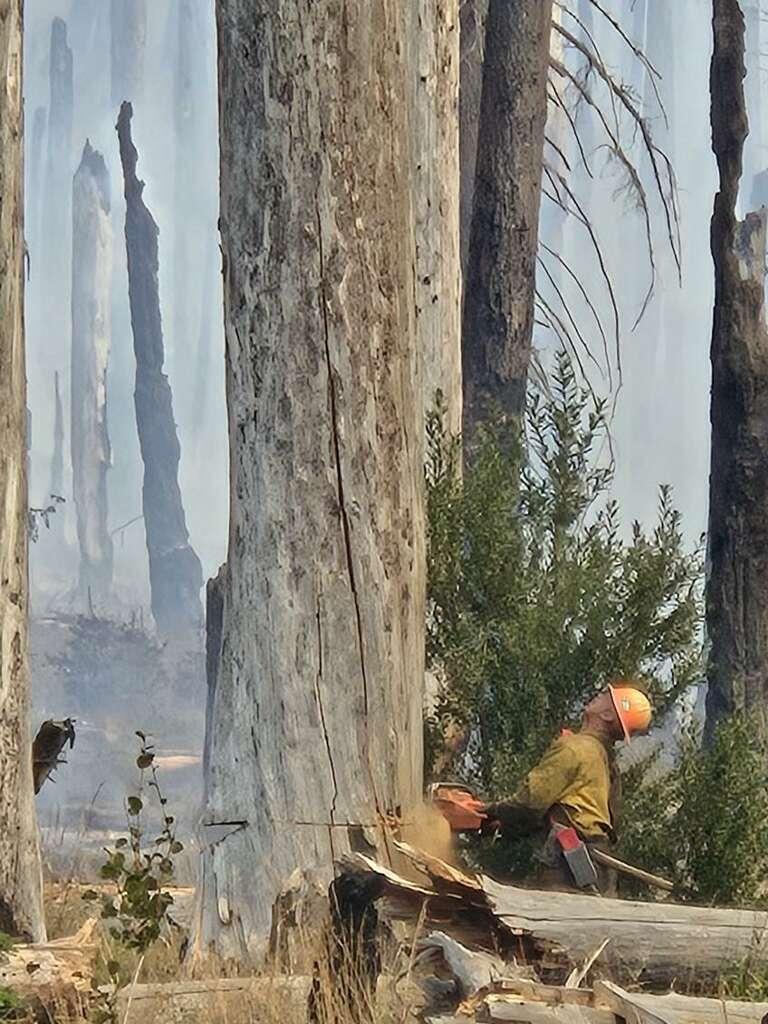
[595,980,768,1024]
[117,976,311,1024]
[354,843,768,986]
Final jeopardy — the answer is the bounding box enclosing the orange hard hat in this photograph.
[608,683,653,742]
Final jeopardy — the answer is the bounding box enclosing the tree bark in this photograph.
[459,0,487,281]
[50,370,64,499]
[0,0,46,943]
[116,102,203,637]
[71,141,114,607]
[410,0,462,434]
[462,0,552,436]
[704,0,768,734]
[194,0,425,962]
[110,0,147,107]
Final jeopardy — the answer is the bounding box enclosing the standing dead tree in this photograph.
[705,0,768,735]
[110,0,147,107]
[50,370,64,499]
[0,0,46,943]
[459,0,487,280]
[71,141,114,607]
[462,0,553,436]
[42,17,73,378]
[116,102,202,637]
[410,0,462,434]
[194,0,425,962]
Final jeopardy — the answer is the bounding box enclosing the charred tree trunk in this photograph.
[705,0,768,735]
[410,0,462,434]
[194,0,425,962]
[462,0,552,436]
[110,0,147,107]
[116,102,202,637]
[71,142,114,607]
[459,0,487,281]
[50,370,64,498]
[0,0,46,943]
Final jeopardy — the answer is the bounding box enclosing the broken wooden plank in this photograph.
[595,980,768,1024]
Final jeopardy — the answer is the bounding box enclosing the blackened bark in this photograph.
[462,0,552,436]
[116,102,202,637]
[705,0,768,735]
[110,0,147,107]
[459,0,487,280]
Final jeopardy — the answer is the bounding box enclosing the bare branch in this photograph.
[539,241,610,382]
[548,79,594,178]
[552,20,681,282]
[537,255,605,380]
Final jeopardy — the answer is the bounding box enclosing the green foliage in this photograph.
[0,935,15,954]
[620,715,768,905]
[0,988,23,1021]
[84,732,183,1024]
[426,351,704,803]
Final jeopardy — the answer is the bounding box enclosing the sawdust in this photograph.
[399,800,458,869]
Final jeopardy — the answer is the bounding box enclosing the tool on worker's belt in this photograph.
[552,825,600,891]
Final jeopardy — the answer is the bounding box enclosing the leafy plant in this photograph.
[620,715,768,905]
[0,988,23,1021]
[84,732,183,1023]
[426,350,704,804]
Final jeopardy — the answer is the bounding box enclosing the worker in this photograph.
[479,682,653,895]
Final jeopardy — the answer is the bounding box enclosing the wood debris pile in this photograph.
[333,841,768,1024]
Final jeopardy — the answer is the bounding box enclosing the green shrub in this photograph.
[620,715,768,905]
[426,351,704,801]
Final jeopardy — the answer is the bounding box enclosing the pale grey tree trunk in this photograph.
[110,0,147,107]
[194,0,425,962]
[116,102,203,637]
[410,0,462,434]
[71,142,114,607]
[0,0,46,943]
[705,0,768,736]
[42,17,73,380]
[462,0,552,434]
[50,370,64,499]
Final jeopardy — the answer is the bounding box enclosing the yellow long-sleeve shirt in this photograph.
[490,732,616,840]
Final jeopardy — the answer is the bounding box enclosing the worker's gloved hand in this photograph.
[483,801,532,831]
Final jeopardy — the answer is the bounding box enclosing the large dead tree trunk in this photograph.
[410,0,462,434]
[110,0,147,107]
[71,142,114,607]
[0,0,46,943]
[461,0,552,436]
[704,0,768,734]
[49,370,64,499]
[116,102,203,637]
[459,0,487,281]
[194,0,425,962]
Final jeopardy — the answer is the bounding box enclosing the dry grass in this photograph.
[28,882,433,1024]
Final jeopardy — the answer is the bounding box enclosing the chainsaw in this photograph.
[429,781,673,894]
